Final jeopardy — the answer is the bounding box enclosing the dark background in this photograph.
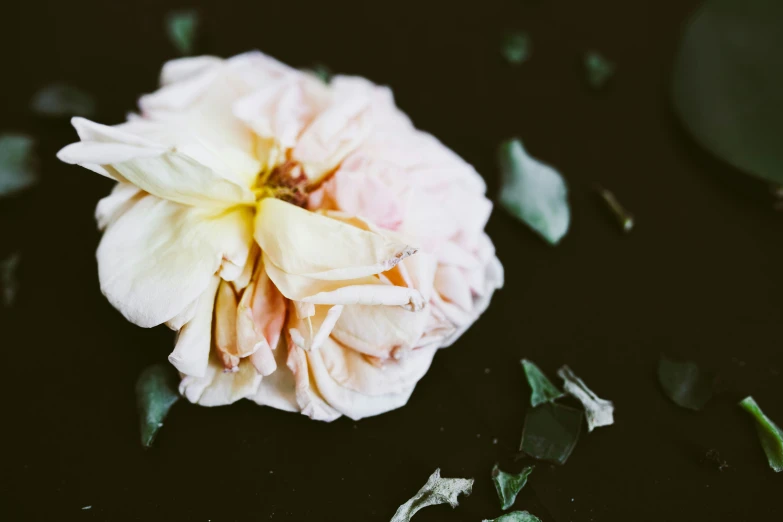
[2,0,782,520]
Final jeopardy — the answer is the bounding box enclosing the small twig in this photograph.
[597,186,634,233]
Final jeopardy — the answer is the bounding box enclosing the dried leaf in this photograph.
[135,363,180,448]
[1,252,21,307]
[558,365,614,432]
[499,139,570,245]
[390,469,473,522]
[492,464,534,510]
[502,31,531,65]
[521,359,564,407]
[584,51,615,89]
[739,396,783,472]
[658,356,713,411]
[30,83,96,118]
[520,402,583,465]
[483,512,542,522]
[166,10,199,56]
[0,134,38,197]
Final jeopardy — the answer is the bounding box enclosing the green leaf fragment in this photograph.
[521,359,565,407]
[584,50,615,89]
[557,365,614,432]
[0,134,38,197]
[1,252,21,307]
[135,363,180,448]
[309,63,332,83]
[499,139,570,245]
[30,83,96,118]
[492,464,534,510]
[739,396,783,472]
[166,10,200,56]
[483,511,542,522]
[658,356,713,411]
[502,31,531,65]
[520,402,583,465]
[390,469,473,522]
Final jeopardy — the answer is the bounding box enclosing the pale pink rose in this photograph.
[58,51,503,421]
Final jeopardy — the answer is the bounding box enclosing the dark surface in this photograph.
[2,1,782,520]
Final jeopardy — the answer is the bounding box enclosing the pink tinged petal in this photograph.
[331,303,429,359]
[97,194,253,327]
[289,304,344,352]
[249,337,299,412]
[287,337,341,422]
[232,244,258,291]
[215,281,240,371]
[321,163,404,230]
[179,356,262,407]
[95,182,143,230]
[434,265,474,312]
[168,276,220,377]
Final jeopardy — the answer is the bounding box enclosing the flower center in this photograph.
[254,160,309,207]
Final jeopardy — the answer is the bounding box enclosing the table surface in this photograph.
[3,1,782,520]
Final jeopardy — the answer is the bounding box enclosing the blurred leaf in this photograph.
[30,83,96,118]
[499,139,570,245]
[483,512,542,522]
[520,402,583,465]
[310,63,332,83]
[558,365,614,432]
[136,363,180,448]
[739,396,783,472]
[1,252,21,307]
[672,0,783,184]
[0,134,38,197]
[492,464,534,510]
[166,10,200,56]
[522,359,564,407]
[390,469,473,522]
[584,51,614,89]
[502,31,531,65]
[658,356,713,411]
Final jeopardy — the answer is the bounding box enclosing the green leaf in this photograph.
[483,511,542,522]
[502,31,531,65]
[135,363,180,448]
[520,402,583,465]
[166,10,200,56]
[499,139,570,245]
[658,356,713,411]
[492,464,534,510]
[390,469,473,522]
[0,134,38,197]
[30,83,96,118]
[672,0,783,184]
[309,63,332,83]
[521,359,565,407]
[1,252,21,307]
[584,50,614,89]
[739,396,783,472]
[557,365,614,432]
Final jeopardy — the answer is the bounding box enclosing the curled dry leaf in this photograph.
[558,365,614,432]
[390,469,473,522]
[483,512,542,522]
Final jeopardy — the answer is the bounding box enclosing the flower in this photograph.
[58,51,503,421]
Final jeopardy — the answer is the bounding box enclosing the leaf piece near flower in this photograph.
[309,63,332,83]
[166,9,200,56]
[558,365,614,432]
[584,51,615,89]
[0,134,38,197]
[498,139,570,245]
[1,252,21,307]
[522,359,565,407]
[492,464,534,510]
[483,511,542,522]
[30,83,96,118]
[390,469,473,522]
[739,396,783,472]
[520,402,583,465]
[502,31,531,65]
[135,363,181,448]
[658,356,713,411]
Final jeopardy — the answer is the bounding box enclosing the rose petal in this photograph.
[95,182,143,230]
[179,356,261,406]
[215,281,240,370]
[168,276,220,377]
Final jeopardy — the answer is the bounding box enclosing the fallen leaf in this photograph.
[658,356,713,411]
[0,134,38,197]
[492,464,534,510]
[390,469,473,522]
[584,51,615,89]
[558,365,614,431]
[30,83,96,118]
[522,359,565,407]
[502,31,531,65]
[166,10,200,56]
[739,396,783,472]
[1,252,21,307]
[483,512,542,522]
[136,363,180,448]
[520,402,583,465]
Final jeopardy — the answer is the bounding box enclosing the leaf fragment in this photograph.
[584,50,615,89]
[499,139,570,245]
[135,363,180,448]
[309,63,332,83]
[521,359,565,407]
[739,396,783,472]
[557,365,614,432]
[0,134,38,197]
[657,356,713,411]
[483,511,542,522]
[166,9,200,56]
[30,83,96,118]
[390,469,473,522]
[502,31,531,65]
[492,464,534,510]
[520,402,583,465]
[1,252,21,307]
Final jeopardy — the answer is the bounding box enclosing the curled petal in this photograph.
[168,276,220,377]
[95,182,143,230]
[215,281,240,370]
[434,265,473,312]
[249,336,299,412]
[179,356,262,407]
[287,338,341,422]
